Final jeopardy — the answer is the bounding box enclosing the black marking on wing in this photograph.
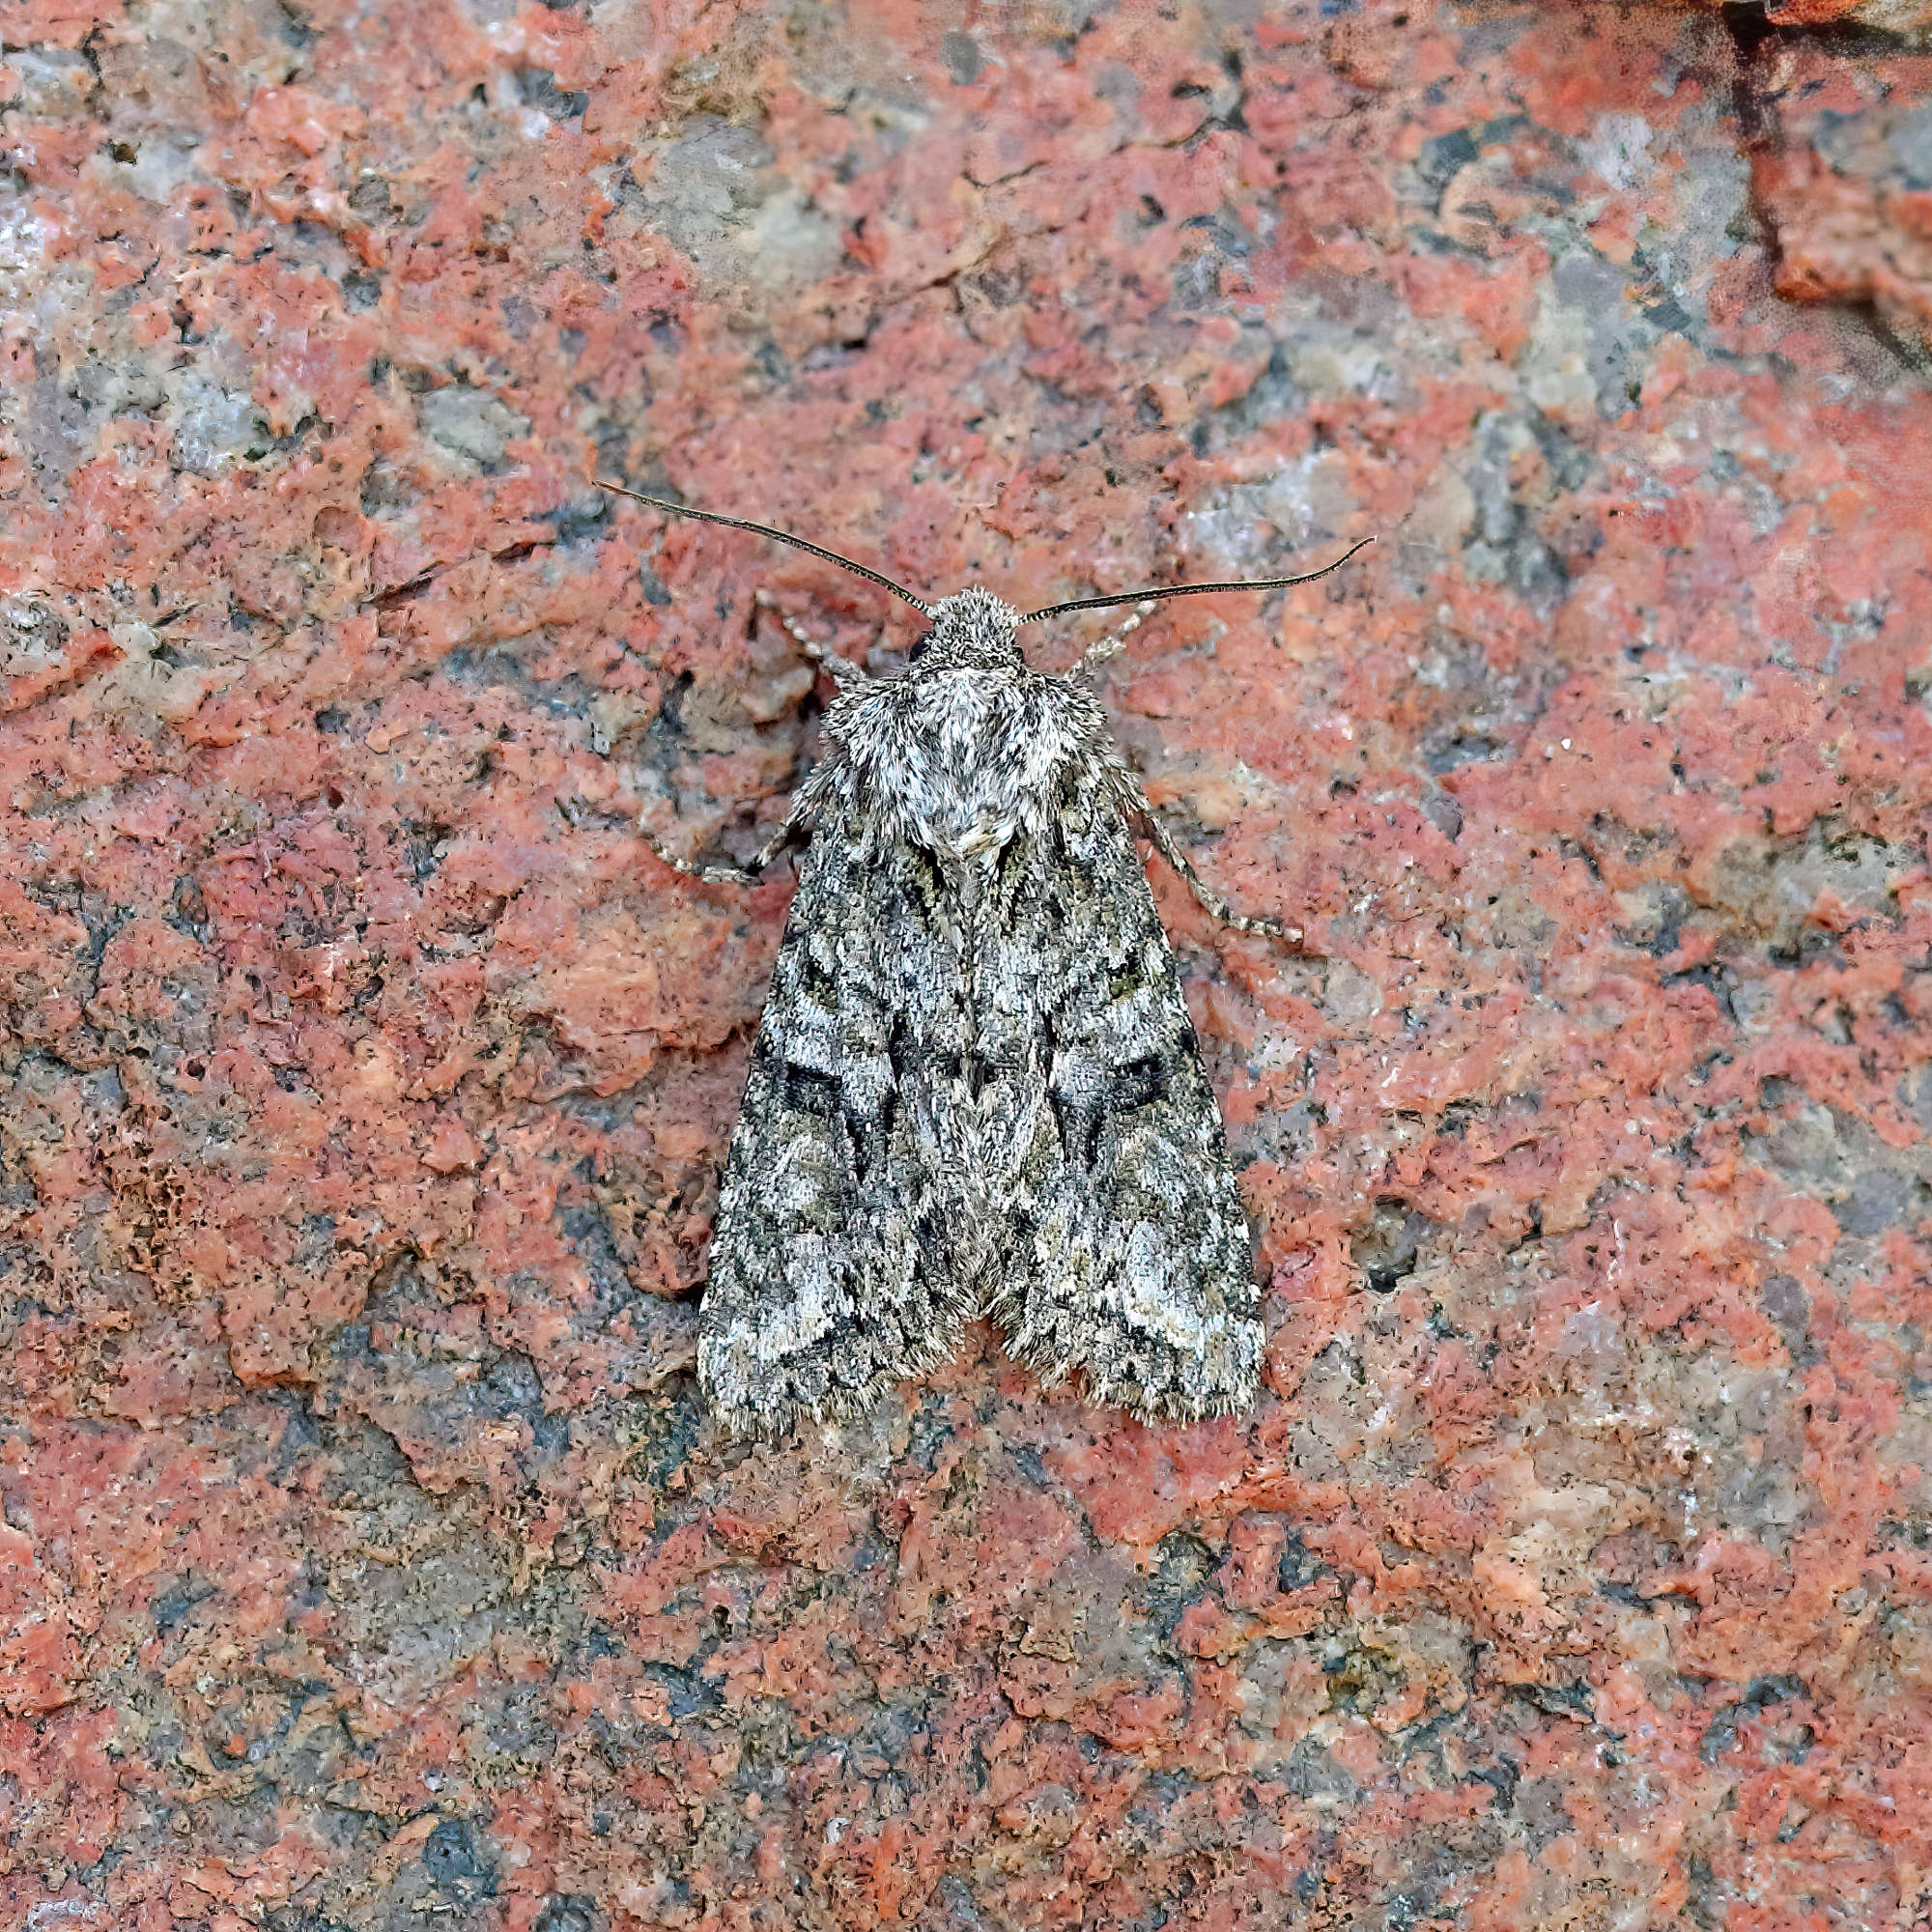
[776,1061,840,1118]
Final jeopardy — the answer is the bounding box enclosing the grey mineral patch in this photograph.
[0,595,69,676]
[20,364,88,483]
[941,30,983,84]
[1523,249,1665,421]
[7,48,95,118]
[1888,104,1932,188]
[1703,820,1919,952]
[1652,135,1750,323]
[1323,959,1385,1026]
[114,134,203,204]
[171,374,269,473]
[1457,409,1584,607]
[616,114,843,297]
[1747,1099,1932,1240]
[419,386,531,468]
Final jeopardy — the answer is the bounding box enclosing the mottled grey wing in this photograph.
[697,816,981,1435]
[982,786,1264,1420]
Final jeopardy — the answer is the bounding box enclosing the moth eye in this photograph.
[905,635,931,663]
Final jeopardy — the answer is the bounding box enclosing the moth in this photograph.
[601,480,1368,1435]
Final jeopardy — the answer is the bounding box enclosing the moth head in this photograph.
[913,586,1025,668]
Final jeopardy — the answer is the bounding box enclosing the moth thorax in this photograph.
[884,666,1050,854]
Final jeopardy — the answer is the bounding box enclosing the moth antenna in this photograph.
[594,478,932,616]
[1020,536,1374,626]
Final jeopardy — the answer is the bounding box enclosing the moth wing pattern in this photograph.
[696,806,982,1435]
[608,488,1370,1433]
[985,768,1264,1418]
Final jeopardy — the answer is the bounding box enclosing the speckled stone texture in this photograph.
[2,2,1930,1927]
[1748,26,1932,349]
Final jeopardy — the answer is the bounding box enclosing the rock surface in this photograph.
[3,2,1930,1926]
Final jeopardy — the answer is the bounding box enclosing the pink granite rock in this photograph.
[1749,34,1932,353]
[2,2,1930,1927]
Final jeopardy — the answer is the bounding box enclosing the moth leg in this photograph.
[754,588,871,691]
[1070,599,1159,677]
[1139,808,1310,949]
[644,794,806,888]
